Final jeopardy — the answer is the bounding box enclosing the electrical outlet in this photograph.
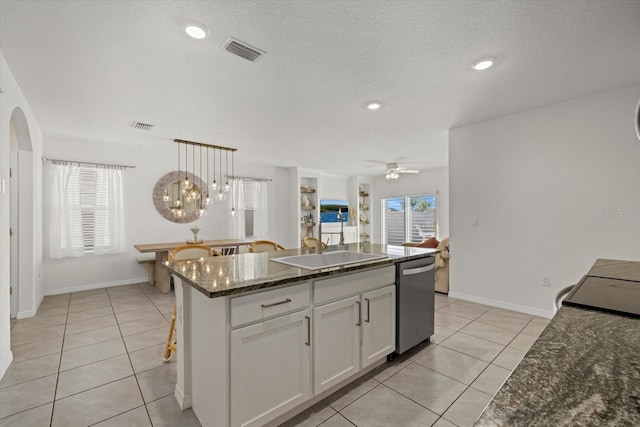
[541,275,551,287]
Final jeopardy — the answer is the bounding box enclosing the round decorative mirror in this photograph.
[153,171,207,223]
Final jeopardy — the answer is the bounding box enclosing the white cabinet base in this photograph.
[231,310,311,427]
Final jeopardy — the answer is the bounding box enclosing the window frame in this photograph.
[380,194,437,245]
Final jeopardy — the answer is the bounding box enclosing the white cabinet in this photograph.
[361,285,396,368]
[312,267,396,395]
[227,266,396,426]
[230,309,312,427]
[313,296,361,394]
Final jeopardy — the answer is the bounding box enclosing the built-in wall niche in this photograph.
[300,177,318,241]
[153,171,206,223]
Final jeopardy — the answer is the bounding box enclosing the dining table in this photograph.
[133,239,255,293]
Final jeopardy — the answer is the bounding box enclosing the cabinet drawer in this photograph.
[231,283,310,327]
[314,266,395,305]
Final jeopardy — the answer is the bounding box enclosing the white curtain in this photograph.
[231,179,246,240]
[48,161,125,258]
[49,162,84,258]
[93,166,125,255]
[254,181,269,240]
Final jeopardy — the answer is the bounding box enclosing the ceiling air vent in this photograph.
[133,122,154,131]
[222,37,265,62]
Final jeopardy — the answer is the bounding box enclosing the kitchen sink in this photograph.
[271,251,387,270]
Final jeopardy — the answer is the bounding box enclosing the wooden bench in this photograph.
[137,258,156,285]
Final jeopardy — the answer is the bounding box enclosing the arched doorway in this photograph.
[9,107,34,319]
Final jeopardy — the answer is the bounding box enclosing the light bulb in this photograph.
[182,177,193,190]
[216,190,227,202]
[205,194,212,205]
[163,191,170,202]
[175,199,182,207]
[229,207,236,217]
[212,179,218,190]
[224,181,230,192]
[189,189,199,200]
[199,207,208,216]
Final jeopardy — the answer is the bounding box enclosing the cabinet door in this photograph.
[313,296,360,394]
[361,285,396,368]
[230,310,311,427]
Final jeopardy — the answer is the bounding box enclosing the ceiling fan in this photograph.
[384,162,419,180]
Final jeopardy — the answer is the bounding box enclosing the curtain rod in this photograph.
[43,157,136,169]
[227,175,272,182]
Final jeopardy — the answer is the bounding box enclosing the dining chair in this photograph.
[163,244,221,363]
[249,240,286,253]
[302,236,327,249]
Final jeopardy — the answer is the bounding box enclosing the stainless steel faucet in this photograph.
[317,209,345,255]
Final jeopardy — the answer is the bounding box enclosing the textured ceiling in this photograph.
[1,0,640,176]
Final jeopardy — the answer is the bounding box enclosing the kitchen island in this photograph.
[166,243,437,427]
[476,259,640,426]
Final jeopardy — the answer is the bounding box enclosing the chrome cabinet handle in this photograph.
[365,298,370,323]
[356,301,362,326]
[305,316,311,346]
[261,298,292,308]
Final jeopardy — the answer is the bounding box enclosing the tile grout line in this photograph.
[49,294,71,427]
[113,283,161,426]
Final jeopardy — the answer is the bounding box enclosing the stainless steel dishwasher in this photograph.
[395,257,435,355]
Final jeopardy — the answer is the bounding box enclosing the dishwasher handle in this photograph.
[402,264,435,276]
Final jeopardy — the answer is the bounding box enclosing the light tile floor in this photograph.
[3,287,550,427]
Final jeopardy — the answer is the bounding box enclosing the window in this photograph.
[381,195,436,245]
[243,180,256,237]
[48,162,125,258]
[231,178,269,240]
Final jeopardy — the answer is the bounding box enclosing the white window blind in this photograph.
[243,180,256,237]
[381,195,436,245]
[49,162,125,258]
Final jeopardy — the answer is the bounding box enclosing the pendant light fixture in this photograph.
[229,150,236,217]
[181,143,192,193]
[216,147,227,201]
[173,139,237,215]
[211,148,218,191]
[205,146,212,205]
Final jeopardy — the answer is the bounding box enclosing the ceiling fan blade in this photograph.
[398,169,420,173]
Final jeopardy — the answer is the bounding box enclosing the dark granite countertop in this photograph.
[166,243,437,298]
[476,259,640,426]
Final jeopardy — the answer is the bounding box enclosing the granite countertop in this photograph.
[166,243,437,298]
[476,258,640,426]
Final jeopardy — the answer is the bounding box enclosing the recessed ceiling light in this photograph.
[185,23,208,39]
[367,102,381,110]
[472,58,494,71]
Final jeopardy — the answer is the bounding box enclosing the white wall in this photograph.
[372,167,450,243]
[43,134,293,294]
[0,51,45,379]
[319,174,350,201]
[449,84,640,317]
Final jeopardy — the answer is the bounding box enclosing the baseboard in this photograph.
[44,276,149,296]
[0,350,13,381]
[174,384,191,410]
[16,309,38,319]
[447,291,555,319]
[15,291,46,319]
